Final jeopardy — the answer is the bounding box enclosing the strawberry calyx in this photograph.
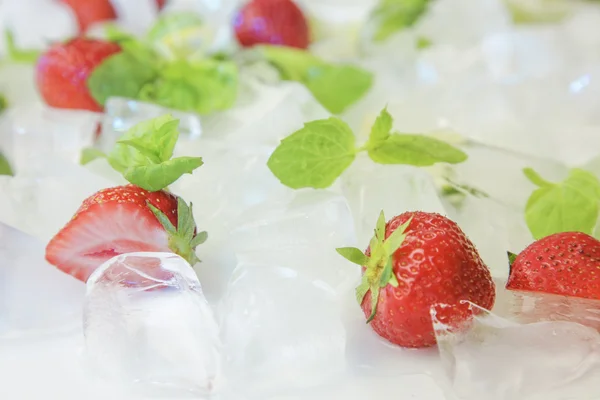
[337,210,413,323]
[147,197,207,266]
[507,251,518,275]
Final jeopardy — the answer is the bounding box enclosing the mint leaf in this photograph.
[369,107,393,144]
[88,50,158,107]
[505,0,571,24]
[0,153,13,176]
[524,168,600,239]
[368,134,468,166]
[4,30,40,63]
[0,93,7,113]
[108,115,203,191]
[147,13,206,60]
[370,0,432,42]
[267,117,357,189]
[304,64,373,114]
[261,46,373,114]
[416,36,432,49]
[80,148,107,165]
[140,59,238,115]
[123,157,203,192]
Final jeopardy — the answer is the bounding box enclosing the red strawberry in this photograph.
[506,231,600,299]
[233,0,310,49]
[62,0,169,33]
[36,37,121,112]
[337,211,495,348]
[45,184,206,283]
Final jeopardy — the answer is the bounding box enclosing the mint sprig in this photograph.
[4,30,41,63]
[260,46,373,114]
[0,93,7,113]
[369,0,432,42]
[337,211,412,322]
[523,167,600,240]
[267,107,468,189]
[106,114,203,192]
[0,152,13,176]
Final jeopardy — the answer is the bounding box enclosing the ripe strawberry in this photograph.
[337,211,495,348]
[45,184,206,283]
[233,0,310,49]
[506,231,600,299]
[36,37,121,112]
[62,0,169,33]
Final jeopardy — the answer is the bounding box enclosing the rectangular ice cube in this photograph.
[83,252,222,397]
[219,262,347,397]
[432,288,600,400]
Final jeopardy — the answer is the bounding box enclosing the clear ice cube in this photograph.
[219,263,347,396]
[1,103,101,172]
[83,252,222,397]
[432,289,600,400]
[229,190,360,293]
[96,97,203,152]
[0,223,84,339]
[341,155,446,245]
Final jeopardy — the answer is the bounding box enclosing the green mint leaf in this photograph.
[368,134,468,166]
[523,167,552,187]
[505,0,571,24]
[416,36,432,49]
[123,156,203,192]
[0,153,13,176]
[108,115,203,191]
[260,46,373,114]
[524,168,600,239]
[0,93,7,113]
[370,0,432,42]
[369,107,393,144]
[147,13,206,60]
[109,114,178,173]
[88,50,158,107]
[355,275,370,305]
[80,148,107,165]
[4,30,40,63]
[140,59,238,115]
[336,247,370,266]
[267,117,357,189]
[304,64,374,114]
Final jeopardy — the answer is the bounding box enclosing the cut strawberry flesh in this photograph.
[45,202,171,282]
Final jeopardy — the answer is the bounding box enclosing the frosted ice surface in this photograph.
[230,190,360,293]
[220,263,346,396]
[171,138,291,235]
[1,103,101,172]
[0,223,84,339]
[200,80,330,146]
[84,252,222,397]
[0,157,114,242]
[432,289,600,400]
[341,155,446,245]
[0,0,77,51]
[97,97,202,152]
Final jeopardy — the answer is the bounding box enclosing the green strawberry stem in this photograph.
[336,210,413,322]
[147,198,207,266]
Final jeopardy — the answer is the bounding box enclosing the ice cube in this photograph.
[432,290,600,400]
[0,223,84,339]
[230,190,360,293]
[0,157,114,242]
[1,103,101,173]
[200,80,330,147]
[0,64,41,108]
[341,155,446,245]
[83,252,222,396]
[0,0,77,52]
[219,263,347,396]
[110,0,160,35]
[96,97,202,152]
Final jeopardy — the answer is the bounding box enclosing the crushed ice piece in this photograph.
[83,252,222,397]
[0,223,83,339]
[432,289,600,400]
[96,97,202,152]
[219,263,347,396]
